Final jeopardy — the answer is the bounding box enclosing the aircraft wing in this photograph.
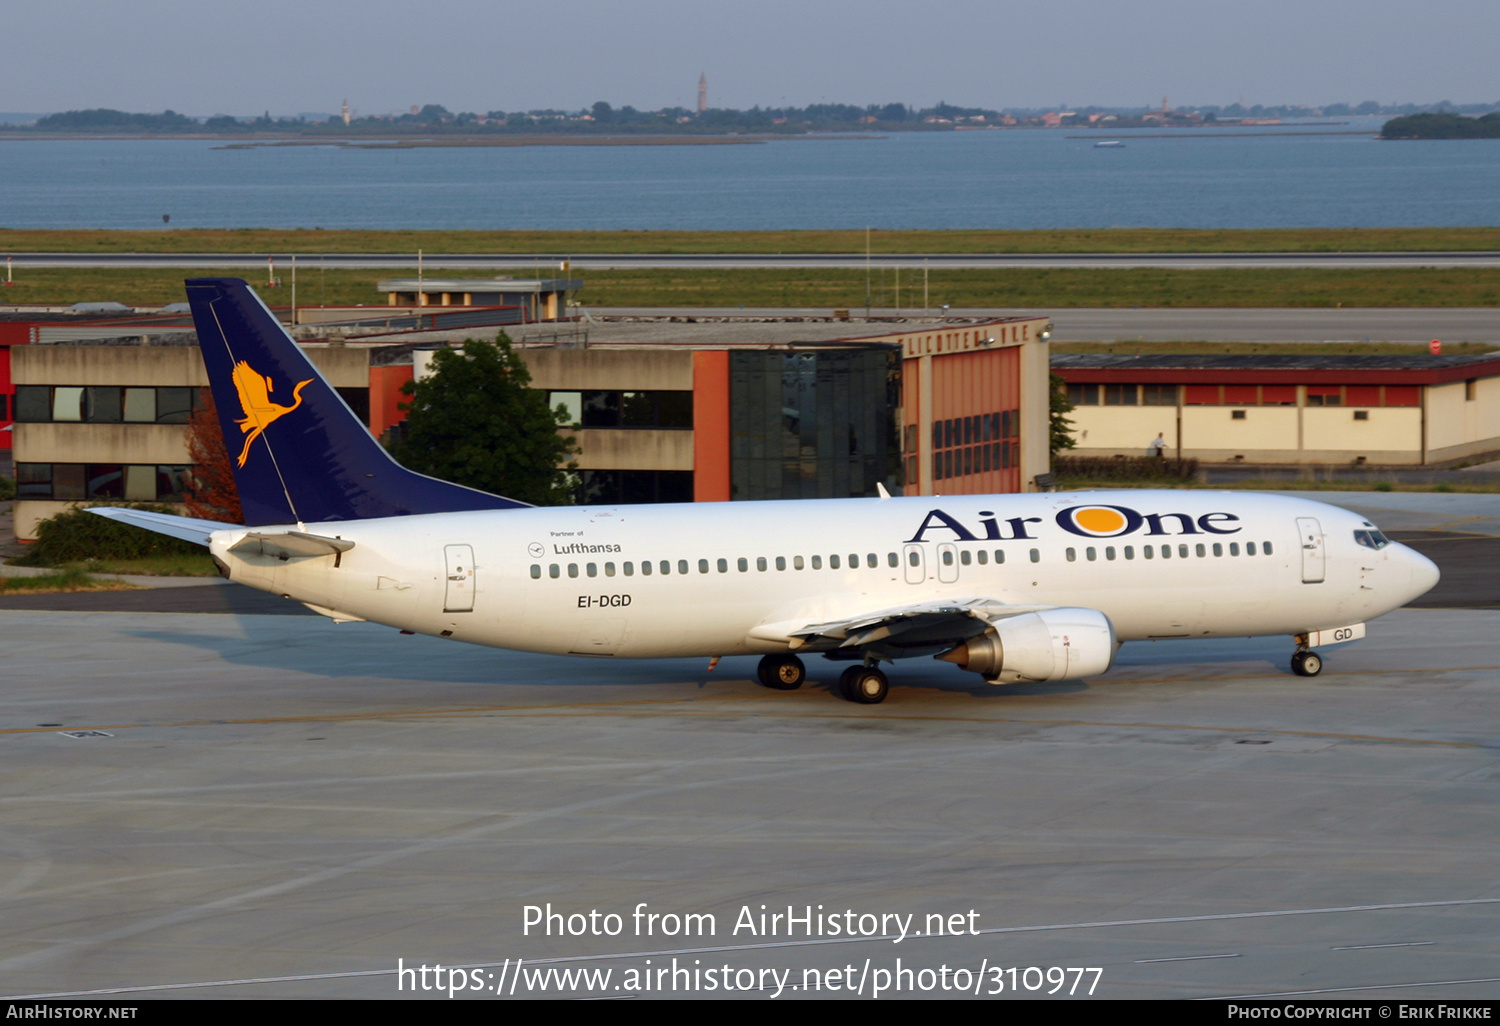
[751,598,1055,659]
[87,507,236,547]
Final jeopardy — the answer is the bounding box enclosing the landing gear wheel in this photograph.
[1291,651,1323,677]
[840,666,889,705]
[757,654,805,690]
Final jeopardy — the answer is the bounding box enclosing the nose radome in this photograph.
[1399,545,1441,603]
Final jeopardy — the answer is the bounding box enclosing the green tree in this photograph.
[1049,372,1077,457]
[393,333,579,505]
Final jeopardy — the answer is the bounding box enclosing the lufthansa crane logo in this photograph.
[232,361,313,467]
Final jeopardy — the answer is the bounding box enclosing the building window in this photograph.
[1231,410,1247,420]
[1067,384,1097,406]
[1353,410,1369,421]
[14,385,201,424]
[1103,384,1137,406]
[1141,384,1176,406]
[559,390,694,429]
[14,463,191,502]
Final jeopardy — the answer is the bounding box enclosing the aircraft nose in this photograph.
[1396,544,1440,604]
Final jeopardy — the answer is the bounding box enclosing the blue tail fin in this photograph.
[185,277,528,526]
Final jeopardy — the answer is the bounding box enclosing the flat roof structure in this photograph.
[1053,352,1500,465]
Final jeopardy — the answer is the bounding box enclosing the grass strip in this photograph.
[0,568,142,593]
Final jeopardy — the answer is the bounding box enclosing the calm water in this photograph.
[3,120,1498,230]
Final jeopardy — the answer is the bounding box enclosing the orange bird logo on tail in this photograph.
[231,361,313,467]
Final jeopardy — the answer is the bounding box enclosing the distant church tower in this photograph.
[341,99,351,126]
[698,73,707,113]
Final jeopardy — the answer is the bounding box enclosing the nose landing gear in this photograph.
[1291,649,1323,677]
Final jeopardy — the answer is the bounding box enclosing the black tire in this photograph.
[1291,651,1323,677]
[837,665,863,701]
[758,654,805,690]
[849,668,889,705]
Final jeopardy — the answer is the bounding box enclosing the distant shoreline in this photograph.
[0,131,883,147]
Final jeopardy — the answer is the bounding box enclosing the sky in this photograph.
[2,0,1498,117]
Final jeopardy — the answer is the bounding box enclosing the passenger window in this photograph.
[679,560,690,575]
[1029,549,1039,563]
[641,561,652,576]
[1247,542,1256,556]
[1105,547,1116,560]
[1212,544,1222,557]
[1264,541,1273,555]
[737,558,748,572]
[1086,547,1096,561]
[1162,546,1172,559]
[977,550,988,565]
[907,551,919,567]
[888,553,899,568]
[624,562,634,576]
[549,564,560,578]
[661,560,672,575]
[811,555,822,570]
[794,556,805,570]
[1178,545,1189,558]
[776,556,787,571]
[530,564,541,579]
[568,564,579,578]
[1195,544,1206,558]
[868,554,878,568]
[1066,548,1076,562]
[1143,546,1153,560]
[698,559,709,574]
[717,558,728,573]
[587,563,597,577]
[757,556,768,571]
[605,562,615,577]
[1123,546,1133,560]
[960,550,971,565]
[1229,543,1239,556]
[942,550,953,566]
[850,553,860,568]
[830,554,841,569]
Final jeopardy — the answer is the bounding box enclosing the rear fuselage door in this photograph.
[444,543,475,612]
[1296,517,1325,584]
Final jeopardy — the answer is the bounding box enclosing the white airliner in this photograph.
[94,279,1441,704]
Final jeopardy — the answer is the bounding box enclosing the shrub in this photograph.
[12,504,201,566]
[1052,455,1200,483]
[0,476,15,501]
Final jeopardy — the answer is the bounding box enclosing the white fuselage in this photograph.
[207,490,1439,661]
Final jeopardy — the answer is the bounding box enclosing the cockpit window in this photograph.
[1354,529,1390,550]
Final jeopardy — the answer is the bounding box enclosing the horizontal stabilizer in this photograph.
[87,507,233,548]
[230,531,355,562]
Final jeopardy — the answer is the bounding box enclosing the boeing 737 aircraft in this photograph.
[94,279,1440,704]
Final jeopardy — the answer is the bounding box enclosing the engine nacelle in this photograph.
[939,607,1117,684]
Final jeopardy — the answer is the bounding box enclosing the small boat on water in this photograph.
[1094,140,1124,148]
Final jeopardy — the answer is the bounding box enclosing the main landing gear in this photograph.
[837,664,889,705]
[1290,649,1324,677]
[756,654,890,704]
[757,654,806,690]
